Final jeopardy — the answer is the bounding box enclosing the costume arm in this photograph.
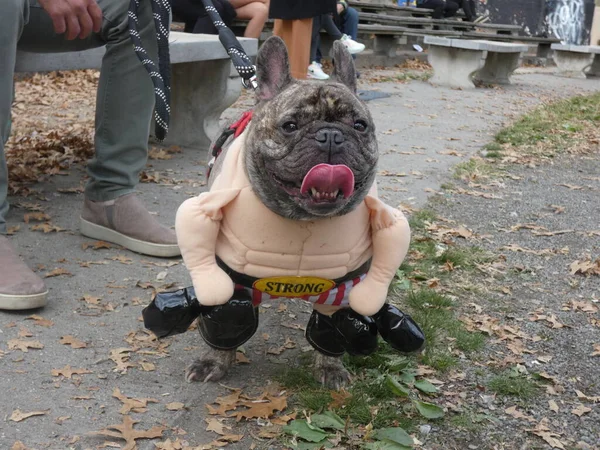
[175,189,241,306]
[348,195,411,316]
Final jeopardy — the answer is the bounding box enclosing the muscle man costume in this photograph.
[143,128,425,357]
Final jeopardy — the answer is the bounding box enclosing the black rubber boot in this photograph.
[372,304,425,352]
[143,287,203,338]
[305,310,346,357]
[198,291,259,350]
[306,309,379,357]
[330,308,379,356]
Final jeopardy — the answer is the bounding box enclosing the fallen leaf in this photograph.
[82,240,114,250]
[236,352,250,364]
[569,258,600,276]
[571,404,592,417]
[548,400,559,412]
[592,344,600,357]
[91,415,165,450]
[231,394,287,421]
[23,212,50,223]
[44,267,72,278]
[30,222,65,233]
[25,315,54,327]
[51,365,92,379]
[8,339,44,352]
[112,388,158,414]
[205,418,231,435]
[329,389,352,409]
[166,402,186,411]
[59,335,87,349]
[9,409,49,422]
[109,348,136,373]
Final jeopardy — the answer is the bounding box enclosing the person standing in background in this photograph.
[269,0,336,79]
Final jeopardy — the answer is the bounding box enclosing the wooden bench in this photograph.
[359,11,522,35]
[15,32,258,151]
[424,36,530,88]
[551,44,600,78]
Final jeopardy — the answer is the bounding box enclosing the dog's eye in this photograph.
[354,120,368,132]
[282,122,298,133]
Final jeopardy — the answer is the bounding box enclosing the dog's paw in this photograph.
[314,352,352,390]
[185,348,236,383]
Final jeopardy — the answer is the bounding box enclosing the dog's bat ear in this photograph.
[331,40,357,93]
[256,36,293,101]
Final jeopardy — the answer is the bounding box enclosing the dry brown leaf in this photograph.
[51,365,92,379]
[236,352,250,364]
[23,212,51,223]
[592,344,600,357]
[9,409,49,422]
[504,405,536,422]
[329,389,352,409]
[25,314,54,327]
[11,441,32,450]
[166,402,186,411]
[548,400,559,412]
[44,267,72,278]
[91,415,165,450]
[569,258,600,276]
[231,394,287,421]
[575,389,600,402]
[109,348,136,373]
[526,418,565,449]
[59,335,87,349]
[148,148,174,160]
[571,404,592,416]
[6,225,20,235]
[205,418,231,435]
[30,222,65,233]
[112,387,158,414]
[206,390,242,416]
[82,240,114,250]
[8,339,44,352]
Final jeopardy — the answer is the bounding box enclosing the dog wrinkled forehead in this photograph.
[261,82,370,125]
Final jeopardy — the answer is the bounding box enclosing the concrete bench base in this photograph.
[424,36,529,89]
[428,46,485,89]
[551,44,600,79]
[15,32,258,152]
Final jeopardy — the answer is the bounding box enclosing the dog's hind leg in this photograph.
[314,352,351,390]
[186,348,236,382]
[187,291,259,383]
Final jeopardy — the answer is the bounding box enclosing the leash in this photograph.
[127,0,258,142]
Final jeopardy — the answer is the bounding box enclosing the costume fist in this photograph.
[192,266,235,307]
[348,275,388,316]
[38,0,103,40]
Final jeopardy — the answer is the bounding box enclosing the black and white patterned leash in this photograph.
[200,0,257,90]
[128,0,171,141]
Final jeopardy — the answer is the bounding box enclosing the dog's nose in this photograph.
[315,128,345,154]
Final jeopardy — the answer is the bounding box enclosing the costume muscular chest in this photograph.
[215,187,373,278]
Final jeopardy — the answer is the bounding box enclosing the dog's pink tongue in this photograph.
[300,164,354,199]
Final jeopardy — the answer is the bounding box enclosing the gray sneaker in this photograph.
[80,193,180,257]
[0,235,48,310]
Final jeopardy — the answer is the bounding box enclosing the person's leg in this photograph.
[0,0,46,310]
[460,0,477,21]
[229,0,268,39]
[419,0,445,19]
[320,14,343,40]
[273,18,313,80]
[444,0,460,18]
[18,0,179,257]
[0,0,29,236]
[340,7,359,40]
[310,15,323,64]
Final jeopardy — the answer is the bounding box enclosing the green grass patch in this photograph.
[453,157,500,181]
[494,92,600,151]
[488,368,540,399]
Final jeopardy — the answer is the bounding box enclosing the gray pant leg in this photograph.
[0,0,29,234]
[15,0,158,204]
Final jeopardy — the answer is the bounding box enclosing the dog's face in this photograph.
[244,37,378,220]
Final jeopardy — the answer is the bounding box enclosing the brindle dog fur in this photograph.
[186,37,379,389]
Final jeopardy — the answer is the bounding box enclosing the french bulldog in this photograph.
[149,36,424,389]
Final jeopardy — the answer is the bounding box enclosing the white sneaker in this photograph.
[339,34,365,54]
[308,61,330,80]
